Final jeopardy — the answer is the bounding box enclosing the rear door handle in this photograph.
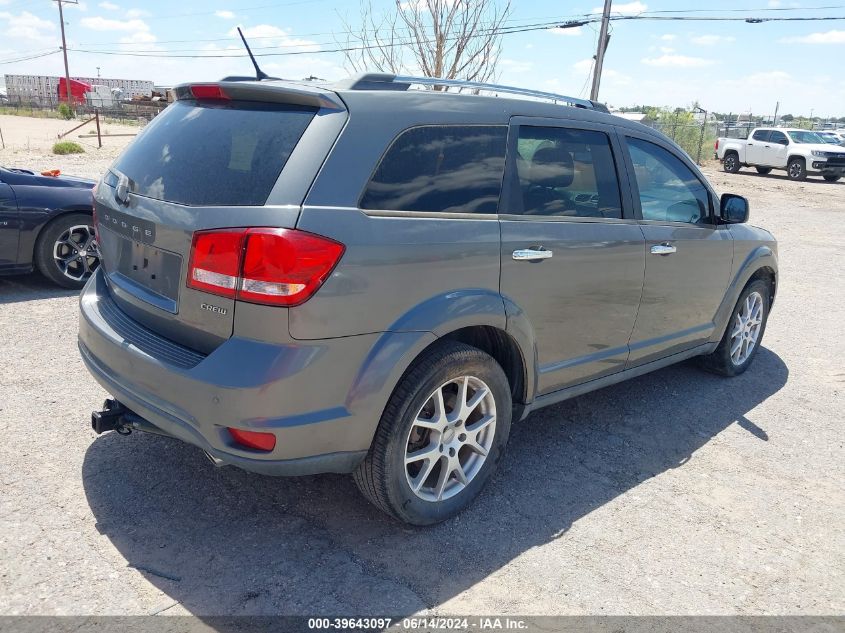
[650,243,676,255]
[513,248,553,261]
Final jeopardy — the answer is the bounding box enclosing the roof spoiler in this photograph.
[173,81,345,111]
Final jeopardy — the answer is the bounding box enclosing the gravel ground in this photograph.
[0,124,843,617]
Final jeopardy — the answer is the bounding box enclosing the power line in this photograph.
[0,49,62,65]
[65,4,845,49]
[64,13,845,59]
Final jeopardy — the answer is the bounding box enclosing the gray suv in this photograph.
[80,74,777,525]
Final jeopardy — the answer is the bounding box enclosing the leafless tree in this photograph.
[339,0,512,84]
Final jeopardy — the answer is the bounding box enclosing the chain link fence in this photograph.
[643,118,720,165]
[0,95,168,126]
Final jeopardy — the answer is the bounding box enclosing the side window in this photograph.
[514,126,622,219]
[769,131,787,145]
[752,129,771,142]
[626,137,711,225]
[360,125,507,214]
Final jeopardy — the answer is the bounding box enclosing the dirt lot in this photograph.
[0,114,136,179]
[0,121,843,617]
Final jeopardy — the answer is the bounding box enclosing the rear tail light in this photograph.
[227,427,276,452]
[714,139,719,150]
[187,229,244,298]
[186,228,344,306]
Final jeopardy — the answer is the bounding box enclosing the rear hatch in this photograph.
[93,81,345,353]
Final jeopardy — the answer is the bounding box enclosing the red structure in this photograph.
[57,78,91,104]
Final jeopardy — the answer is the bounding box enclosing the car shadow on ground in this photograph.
[82,347,788,616]
[732,170,843,185]
[0,272,80,304]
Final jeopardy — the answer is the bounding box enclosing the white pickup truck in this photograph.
[715,127,845,182]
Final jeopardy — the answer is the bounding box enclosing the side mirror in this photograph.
[779,138,789,145]
[720,193,749,224]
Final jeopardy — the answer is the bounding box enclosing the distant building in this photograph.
[3,74,154,105]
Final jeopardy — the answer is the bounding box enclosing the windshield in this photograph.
[787,130,825,144]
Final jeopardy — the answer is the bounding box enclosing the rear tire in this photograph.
[353,340,512,525]
[34,212,100,289]
[723,152,740,173]
[823,174,841,182]
[787,157,807,181]
[699,279,770,377]
[755,166,772,175]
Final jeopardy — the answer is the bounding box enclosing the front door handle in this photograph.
[650,243,676,256]
[513,248,553,261]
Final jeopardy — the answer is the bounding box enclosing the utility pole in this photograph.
[773,101,779,127]
[589,0,613,101]
[54,0,77,105]
[96,66,100,79]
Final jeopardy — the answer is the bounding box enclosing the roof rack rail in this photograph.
[337,73,608,112]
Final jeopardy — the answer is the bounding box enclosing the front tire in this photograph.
[823,174,841,182]
[34,212,100,289]
[354,341,512,525]
[700,279,770,377]
[755,166,772,175]
[787,157,807,181]
[723,152,740,174]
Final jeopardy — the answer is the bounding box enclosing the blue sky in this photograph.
[2,0,844,116]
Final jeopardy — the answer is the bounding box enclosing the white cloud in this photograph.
[81,16,149,32]
[98,1,119,9]
[573,58,593,73]
[215,10,235,19]
[691,34,735,46]
[660,34,676,41]
[660,46,675,53]
[780,30,845,44]
[227,25,320,52]
[548,25,582,36]
[126,8,149,18]
[499,58,533,73]
[745,70,792,85]
[120,31,156,44]
[0,11,56,44]
[592,1,646,15]
[642,54,713,68]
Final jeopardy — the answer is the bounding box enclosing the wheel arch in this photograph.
[344,289,537,447]
[709,246,777,345]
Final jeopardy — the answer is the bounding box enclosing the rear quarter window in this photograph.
[360,125,508,214]
[112,100,316,206]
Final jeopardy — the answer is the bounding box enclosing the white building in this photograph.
[3,74,154,104]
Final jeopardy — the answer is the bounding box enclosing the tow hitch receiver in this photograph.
[91,398,131,435]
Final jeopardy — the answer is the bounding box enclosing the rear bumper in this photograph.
[78,269,376,475]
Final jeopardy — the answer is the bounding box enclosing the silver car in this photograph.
[80,74,777,524]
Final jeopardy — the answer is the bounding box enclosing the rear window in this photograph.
[112,100,316,206]
[360,125,507,214]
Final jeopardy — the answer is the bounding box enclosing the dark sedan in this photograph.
[1,166,98,288]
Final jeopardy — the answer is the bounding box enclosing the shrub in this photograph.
[52,141,85,155]
[57,103,73,120]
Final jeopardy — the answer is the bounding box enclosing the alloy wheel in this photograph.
[53,224,100,282]
[404,375,497,502]
[729,291,764,366]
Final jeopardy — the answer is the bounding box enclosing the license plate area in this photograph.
[100,226,182,312]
